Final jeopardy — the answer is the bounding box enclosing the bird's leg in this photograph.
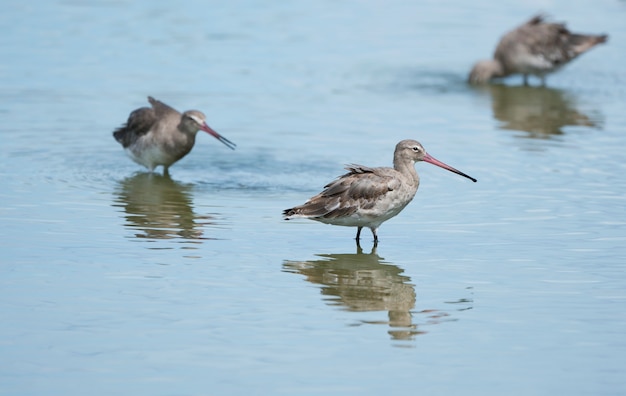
[371,228,378,244]
[163,166,171,177]
[355,226,363,242]
[523,74,529,86]
[540,75,546,87]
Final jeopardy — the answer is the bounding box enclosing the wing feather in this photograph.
[283,165,400,219]
[498,15,607,69]
[148,96,181,118]
[112,106,156,148]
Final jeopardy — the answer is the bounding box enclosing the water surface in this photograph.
[1,0,626,395]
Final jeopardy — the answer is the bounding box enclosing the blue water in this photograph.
[1,1,626,395]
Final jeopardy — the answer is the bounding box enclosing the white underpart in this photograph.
[514,52,560,75]
[125,145,170,171]
[314,185,416,229]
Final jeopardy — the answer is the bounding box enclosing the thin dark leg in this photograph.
[523,74,529,86]
[371,228,378,245]
[355,226,363,241]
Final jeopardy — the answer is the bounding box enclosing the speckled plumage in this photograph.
[283,140,477,243]
[469,15,608,85]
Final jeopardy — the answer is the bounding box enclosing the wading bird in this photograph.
[113,96,235,174]
[283,140,476,244]
[468,15,607,86]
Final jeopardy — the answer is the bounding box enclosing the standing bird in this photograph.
[283,140,476,244]
[113,96,236,174]
[468,15,608,86]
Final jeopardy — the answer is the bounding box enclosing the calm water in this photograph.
[2,1,626,395]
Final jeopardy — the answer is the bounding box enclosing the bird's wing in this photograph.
[126,107,156,135]
[112,106,156,147]
[148,96,181,118]
[299,165,400,219]
[506,15,595,66]
[528,22,574,64]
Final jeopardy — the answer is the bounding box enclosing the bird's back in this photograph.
[113,96,183,148]
[495,15,607,76]
[113,107,156,148]
[284,165,415,227]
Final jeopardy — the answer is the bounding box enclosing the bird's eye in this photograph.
[412,146,420,152]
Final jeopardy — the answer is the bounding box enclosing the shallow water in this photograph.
[2,0,626,395]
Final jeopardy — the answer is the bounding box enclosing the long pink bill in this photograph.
[422,153,477,182]
[200,123,237,150]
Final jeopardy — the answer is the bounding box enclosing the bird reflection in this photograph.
[113,173,216,244]
[475,84,602,138]
[285,245,425,341]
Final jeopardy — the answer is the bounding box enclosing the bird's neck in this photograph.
[393,158,419,186]
[177,122,199,136]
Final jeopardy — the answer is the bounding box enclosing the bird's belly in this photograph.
[511,53,558,75]
[316,189,414,228]
[126,145,174,169]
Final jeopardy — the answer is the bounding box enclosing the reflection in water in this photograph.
[113,173,217,245]
[283,245,473,341]
[476,84,602,138]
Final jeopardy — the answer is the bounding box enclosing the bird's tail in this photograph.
[112,126,130,147]
[570,33,608,56]
[283,207,300,220]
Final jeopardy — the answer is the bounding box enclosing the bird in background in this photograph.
[468,14,608,86]
[283,140,477,245]
[113,96,236,175]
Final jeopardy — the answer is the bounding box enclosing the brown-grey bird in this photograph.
[113,96,235,174]
[469,15,608,85]
[283,140,476,244]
